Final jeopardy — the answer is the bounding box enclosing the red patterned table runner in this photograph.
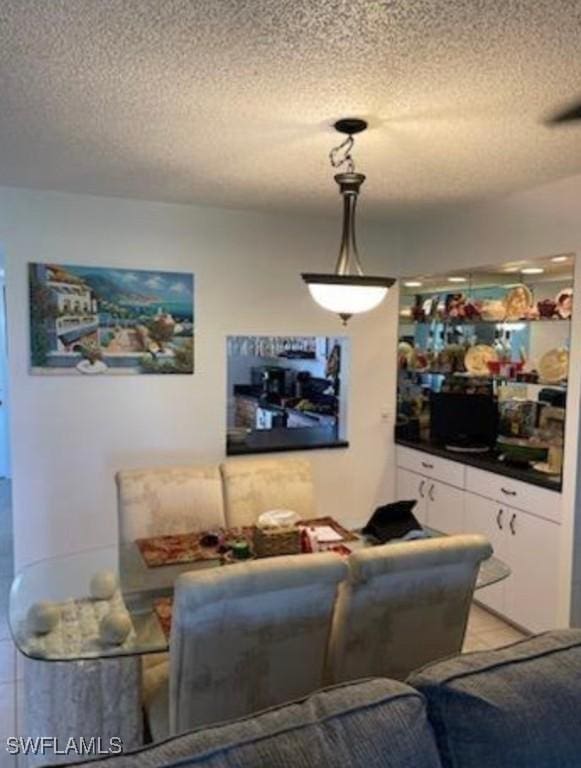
[136,527,253,568]
[137,518,356,568]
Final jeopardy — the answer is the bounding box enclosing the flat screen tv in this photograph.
[430,392,498,449]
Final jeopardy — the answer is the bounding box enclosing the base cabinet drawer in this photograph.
[466,466,561,523]
[396,446,465,489]
[464,491,560,633]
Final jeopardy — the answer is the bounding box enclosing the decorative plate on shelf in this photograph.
[464,344,499,376]
[555,288,573,319]
[538,348,569,383]
[504,284,533,320]
[398,341,414,366]
[480,299,506,321]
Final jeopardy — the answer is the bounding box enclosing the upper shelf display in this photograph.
[401,280,573,324]
[396,254,575,489]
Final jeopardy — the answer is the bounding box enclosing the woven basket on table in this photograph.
[253,525,301,558]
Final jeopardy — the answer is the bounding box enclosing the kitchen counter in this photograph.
[227,426,348,456]
[233,390,337,422]
[395,437,562,492]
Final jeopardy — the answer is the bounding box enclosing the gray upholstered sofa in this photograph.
[66,629,581,768]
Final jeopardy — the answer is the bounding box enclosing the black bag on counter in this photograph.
[362,500,422,544]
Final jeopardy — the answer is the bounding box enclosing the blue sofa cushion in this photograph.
[408,629,581,768]
[64,678,442,768]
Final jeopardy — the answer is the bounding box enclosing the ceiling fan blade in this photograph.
[546,100,581,125]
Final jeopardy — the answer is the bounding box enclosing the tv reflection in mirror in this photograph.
[226,336,349,455]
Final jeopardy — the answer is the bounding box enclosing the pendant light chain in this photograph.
[329,134,356,173]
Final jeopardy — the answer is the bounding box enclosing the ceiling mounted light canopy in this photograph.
[302,118,396,324]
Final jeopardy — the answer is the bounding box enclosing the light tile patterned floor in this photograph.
[463,602,527,652]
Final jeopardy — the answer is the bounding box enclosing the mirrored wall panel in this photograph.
[397,254,574,489]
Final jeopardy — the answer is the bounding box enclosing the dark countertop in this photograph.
[395,438,562,492]
[227,426,348,456]
[233,390,337,422]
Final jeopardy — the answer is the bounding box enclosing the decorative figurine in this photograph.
[99,610,132,645]
[90,570,118,600]
[27,601,60,635]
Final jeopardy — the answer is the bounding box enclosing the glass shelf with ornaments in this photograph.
[398,368,568,391]
[399,313,572,326]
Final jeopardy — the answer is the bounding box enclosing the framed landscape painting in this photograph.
[29,263,194,375]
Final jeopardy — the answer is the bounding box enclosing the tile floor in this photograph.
[463,602,528,651]
[0,481,528,765]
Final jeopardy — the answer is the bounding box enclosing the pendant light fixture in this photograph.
[302,118,396,324]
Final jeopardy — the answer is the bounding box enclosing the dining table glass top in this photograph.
[9,528,511,662]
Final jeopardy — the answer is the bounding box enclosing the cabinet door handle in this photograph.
[496,509,504,530]
[419,480,426,498]
[428,483,435,502]
[501,487,517,497]
[509,513,516,536]
[421,461,434,470]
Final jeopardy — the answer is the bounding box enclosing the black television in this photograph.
[430,392,498,450]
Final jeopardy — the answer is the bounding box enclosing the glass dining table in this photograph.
[9,529,510,663]
[10,527,510,765]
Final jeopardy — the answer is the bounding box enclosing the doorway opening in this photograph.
[0,255,13,597]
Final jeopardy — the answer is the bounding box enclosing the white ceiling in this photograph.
[1,1,581,219]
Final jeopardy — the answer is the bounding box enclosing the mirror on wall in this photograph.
[226,335,349,455]
[396,253,574,489]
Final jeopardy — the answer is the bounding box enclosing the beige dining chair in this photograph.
[115,464,226,544]
[220,457,316,527]
[144,551,347,740]
[326,534,492,684]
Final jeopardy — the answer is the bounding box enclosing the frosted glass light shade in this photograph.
[308,282,388,314]
[302,274,395,320]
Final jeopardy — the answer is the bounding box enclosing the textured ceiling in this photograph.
[1,1,581,218]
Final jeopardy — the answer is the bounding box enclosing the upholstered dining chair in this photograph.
[144,551,347,740]
[220,457,316,527]
[115,464,226,544]
[326,534,492,684]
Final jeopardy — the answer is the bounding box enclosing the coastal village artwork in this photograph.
[29,263,194,375]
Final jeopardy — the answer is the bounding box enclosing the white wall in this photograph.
[0,187,403,567]
[398,173,581,627]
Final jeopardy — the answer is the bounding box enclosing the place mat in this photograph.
[299,516,359,542]
[136,527,253,568]
[138,519,356,568]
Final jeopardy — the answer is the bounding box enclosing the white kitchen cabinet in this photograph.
[464,494,508,615]
[397,446,465,488]
[426,480,465,535]
[396,467,428,525]
[466,466,561,524]
[396,444,563,633]
[396,467,464,533]
[464,491,560,632]
[503,507,560,633]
